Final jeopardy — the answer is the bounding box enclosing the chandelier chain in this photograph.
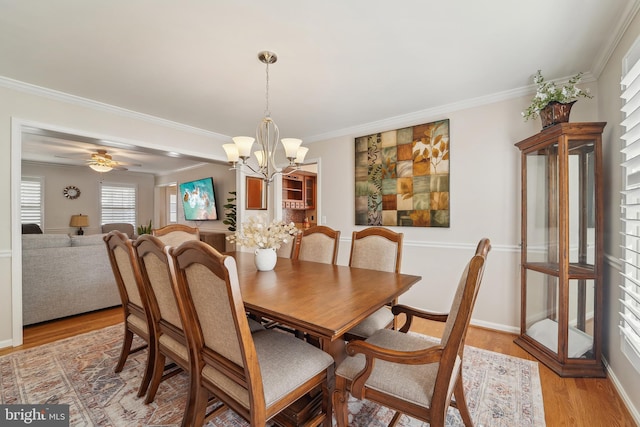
[265,61,270,117]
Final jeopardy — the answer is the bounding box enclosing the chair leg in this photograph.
[144,351,166,404]
[332,378,349,427]
[182,384,209,427]
[453,375,473,427]
[115,327,134,373]
[137,340,156,397]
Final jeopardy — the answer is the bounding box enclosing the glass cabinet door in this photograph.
[524,144,560,354]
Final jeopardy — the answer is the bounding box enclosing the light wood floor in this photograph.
[1,307,637,426]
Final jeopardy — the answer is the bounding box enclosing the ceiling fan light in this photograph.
[89,164,113,172]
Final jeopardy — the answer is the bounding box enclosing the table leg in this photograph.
[319,337,346,365]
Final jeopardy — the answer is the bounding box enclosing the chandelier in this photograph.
[222,51,308,184]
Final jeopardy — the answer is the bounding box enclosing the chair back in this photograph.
[133,234,187,363]
[152,224,200,247]
[296,225,340,264]
[432,252,487,416]
[169,241,267,422]
[349,227,403,273]
[276,232,300,258]
[102,223,136,239]
[103,230,147,325]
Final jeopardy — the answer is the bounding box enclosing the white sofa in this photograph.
[21,233,121,325]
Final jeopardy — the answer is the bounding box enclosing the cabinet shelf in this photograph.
[523,262,596,279]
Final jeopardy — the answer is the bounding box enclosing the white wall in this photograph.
[596,9,640,422]
[311,91,597,331]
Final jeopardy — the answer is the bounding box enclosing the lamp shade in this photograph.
[232,136,255,158]
[281,138,302,158]
[295,146,309,164]
[222,143,239,163]
[69,214,89,227]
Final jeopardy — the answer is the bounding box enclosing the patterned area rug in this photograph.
[0,325,545,426]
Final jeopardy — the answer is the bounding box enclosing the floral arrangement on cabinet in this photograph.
[226,214,299,249]
[522,69,592,121]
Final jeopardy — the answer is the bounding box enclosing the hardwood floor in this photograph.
[1,308,637,426]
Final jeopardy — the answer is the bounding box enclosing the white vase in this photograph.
[254,248,277,271]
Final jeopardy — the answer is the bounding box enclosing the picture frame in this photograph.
[354,119,450,227]
[246,176,267,210]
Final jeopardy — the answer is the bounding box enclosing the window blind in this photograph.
[100,183,136,225]
[620,56,640,367]
[21,177,43,226]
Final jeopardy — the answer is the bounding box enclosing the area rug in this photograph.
[0,325,545,426]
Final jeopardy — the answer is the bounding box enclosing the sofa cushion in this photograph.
[22,233,71,249]
[22,223,43,234]
[70,233,108,247]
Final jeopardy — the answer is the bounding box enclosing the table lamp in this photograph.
[69,214,89,235]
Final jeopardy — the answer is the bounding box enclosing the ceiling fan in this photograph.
[57,148,142,172]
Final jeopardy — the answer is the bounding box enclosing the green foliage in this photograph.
[522,70,592,121]
[223,191,236,232]
[137,219,152,235]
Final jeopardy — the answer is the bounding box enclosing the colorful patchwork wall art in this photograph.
[355,119,450,227]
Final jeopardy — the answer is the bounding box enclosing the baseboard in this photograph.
[603,356,640,426]
[471,318,519,334]
[0,338,14,350]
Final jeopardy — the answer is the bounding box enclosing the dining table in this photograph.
[228,251,423,364]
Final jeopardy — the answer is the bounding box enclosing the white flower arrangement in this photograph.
[522,70,592,121]
[226,214,299,249]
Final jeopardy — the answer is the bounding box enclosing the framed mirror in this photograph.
[246,177,267,210]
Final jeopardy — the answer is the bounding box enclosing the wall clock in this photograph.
[63,185,81,199]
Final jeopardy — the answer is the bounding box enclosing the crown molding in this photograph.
[591,0,640,78]
[304,85,534,143]
[0,75,230,142]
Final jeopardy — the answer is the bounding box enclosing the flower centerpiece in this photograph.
[522,70,592,128]
[226,214,300,271]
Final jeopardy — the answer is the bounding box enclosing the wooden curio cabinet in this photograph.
[514,122,606,377]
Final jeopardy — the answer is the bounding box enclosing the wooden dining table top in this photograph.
[228,251,422,342]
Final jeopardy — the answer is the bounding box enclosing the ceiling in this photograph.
[1,0,637,174]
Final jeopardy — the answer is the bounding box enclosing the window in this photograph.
[21,176,43,226]
[168,185,177,223]
[100,183,136,226]
[620,50,640,370]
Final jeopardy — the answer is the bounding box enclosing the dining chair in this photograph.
[295,225,341,264]
[344,227,403,341]
[134,234,265,404]
[168,240,335,427]
[103,230,154,398]
[152,223,200,247]
[133,234,189,404]
[276,232,301,258]
[333,238,490,427]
